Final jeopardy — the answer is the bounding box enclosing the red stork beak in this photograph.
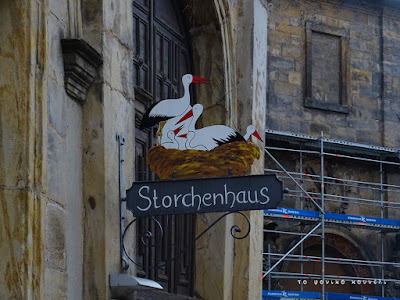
[173,125,183,136]
[192,75,210,84]
[177,133,187,138]
[253,130,263,142]
[176,109,193,125]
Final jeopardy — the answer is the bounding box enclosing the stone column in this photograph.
[229,0,268,299]
[81,0,136,299]
[0,0,47,299]
[191,0,268,299]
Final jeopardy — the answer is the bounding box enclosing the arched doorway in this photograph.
[281,232,375,294]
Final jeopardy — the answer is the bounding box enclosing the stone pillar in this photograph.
[229,0,268,299]
[0,0,47,299]
[81,0,136,299]
[191,0,268,299]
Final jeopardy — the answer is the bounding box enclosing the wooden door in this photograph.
[133,0,195,296]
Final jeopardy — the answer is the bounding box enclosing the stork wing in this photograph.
[206,125,245,146]
[139,101,173,130]
[213,131,244,146]
[139,100,189,130]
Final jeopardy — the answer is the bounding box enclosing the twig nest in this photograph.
[146,141,260,180]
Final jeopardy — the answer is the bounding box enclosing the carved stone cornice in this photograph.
[61,39,102,103]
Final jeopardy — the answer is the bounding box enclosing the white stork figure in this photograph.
[139,74,210,132]
[162,131,180,149]
[177,104,263,151]
[243,125,263,141]
[160,105,193,149]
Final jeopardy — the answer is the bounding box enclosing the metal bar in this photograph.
[321,132,325,300]
[267,243,271,290]
[265,129,400,154]
[283,190,400,208]
[263,253,400,267]
[117,133,129,272]
[380,161,385,297]
[263,229,322,237]
[264,255,398,268]
[265,149,323,212]
[265,168,400,190]
[324,152,400,167]
[300,150,304,292]
[262,223,321,278]
[268,273,400,283]
[265,146,320,155]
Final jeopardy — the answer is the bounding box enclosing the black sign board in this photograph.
[126,174,283,217]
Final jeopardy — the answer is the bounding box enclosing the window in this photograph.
[304,21,350,113]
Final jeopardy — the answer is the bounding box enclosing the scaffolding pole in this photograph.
[262,129,400,298]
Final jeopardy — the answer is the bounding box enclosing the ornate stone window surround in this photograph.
[304,21,350,114]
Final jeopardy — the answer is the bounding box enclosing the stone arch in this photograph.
[280,228,376,294]
[182,0,233,127]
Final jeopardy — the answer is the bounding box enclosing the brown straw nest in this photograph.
[146,141,260,180]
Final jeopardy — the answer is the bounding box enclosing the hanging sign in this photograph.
[139,74,263,180]
[126,174,283,217]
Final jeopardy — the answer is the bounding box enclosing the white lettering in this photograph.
[259,187,270,204]
[213,193,224,205]
[162,195,172,208]
[153,190,160,208]
[174,194,182,207]
[248,191,259,203]
[236,191,247,204]
[137,186,152,211]
[202,193,212,207]
[224,185,236,208]
[182,192,193,207]
[191,186,202,210]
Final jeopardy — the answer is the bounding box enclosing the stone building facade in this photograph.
[0,0,267,299]
[264,0,400,297]
[1,0,400,299]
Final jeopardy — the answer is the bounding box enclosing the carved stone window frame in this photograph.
[304,21,350,114]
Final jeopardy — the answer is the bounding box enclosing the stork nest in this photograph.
[146,141,260,180]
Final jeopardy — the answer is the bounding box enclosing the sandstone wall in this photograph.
[266,0,400,148]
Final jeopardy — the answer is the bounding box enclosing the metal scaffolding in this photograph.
[262,129,400,299]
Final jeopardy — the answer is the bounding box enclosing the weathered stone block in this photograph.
[274,81,300,97]
[47,14,68,85]
[282,44,301,58]
[352,69,372,84]
[47,127,66,205]
[288,71,301,85]
[48,80,66,136]
[289,16,301,27]
[49,0,68,27]
[269,70,278,81]
[356,129,380,145]
[103,33,135,99]
[104,0,134,49]
[269,56,294,70]
[278,22,302,35]
[45,203,66,269]
[45,267,67,299]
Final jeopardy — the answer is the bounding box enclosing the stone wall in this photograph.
[266,0,400,148]
[265,0,400,296]
[0,0,47,298]
[46,0,84,298]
